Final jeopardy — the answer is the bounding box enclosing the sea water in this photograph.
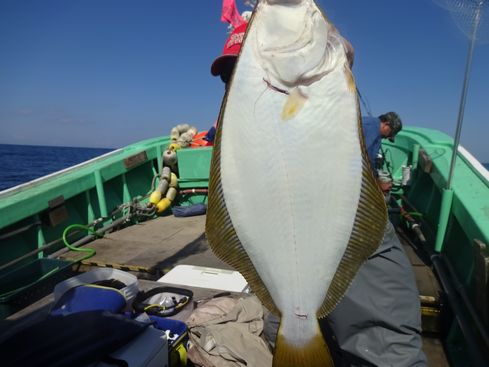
[0,144,112,191]
[0,144,487,192]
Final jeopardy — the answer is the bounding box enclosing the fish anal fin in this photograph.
[205,110,280,316]
[273,322,334,367]
[318,130,387,317]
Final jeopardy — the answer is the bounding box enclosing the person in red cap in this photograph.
[204,22,248,144]
[210,22,248,84]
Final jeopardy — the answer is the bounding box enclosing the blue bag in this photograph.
[50,284,126,316]
[172,203,207,217]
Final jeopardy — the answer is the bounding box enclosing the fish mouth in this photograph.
[263,78,290,95]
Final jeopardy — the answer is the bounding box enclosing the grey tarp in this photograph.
[264,222,428,367]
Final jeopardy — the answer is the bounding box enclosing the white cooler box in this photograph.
[157,265,249,293]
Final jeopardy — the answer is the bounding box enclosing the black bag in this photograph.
[0,311,149,367]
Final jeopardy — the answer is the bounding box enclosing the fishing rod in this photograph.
[446,0,486,189]
[356,87,373,118]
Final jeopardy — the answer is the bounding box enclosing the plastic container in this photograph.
[0,258,73,320]
[158,265,249,293]
[402,165,412,186]
[150,316,188,367]
[53,268,139,304]
[150,316,187,347]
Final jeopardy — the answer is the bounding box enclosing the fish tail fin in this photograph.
[273,319,334,367]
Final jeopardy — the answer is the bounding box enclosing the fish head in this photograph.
[253,0,351,90]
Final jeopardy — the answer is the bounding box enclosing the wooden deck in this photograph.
[60,214,233,277]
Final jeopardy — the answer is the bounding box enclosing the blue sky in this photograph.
[0,0,488,162]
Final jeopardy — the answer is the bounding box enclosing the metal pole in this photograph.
[447,3,482,189]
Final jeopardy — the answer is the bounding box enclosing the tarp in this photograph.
[186,294,272,367]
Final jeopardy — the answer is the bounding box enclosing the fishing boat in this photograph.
[2,0,489,363]
[0,124,488,366]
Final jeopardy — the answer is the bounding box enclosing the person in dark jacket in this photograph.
[362,112,403,174]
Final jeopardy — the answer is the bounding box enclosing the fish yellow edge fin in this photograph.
[318,113,388,318]
[344,64,357,93]
[273,323,334,367]
[205,103,280,316]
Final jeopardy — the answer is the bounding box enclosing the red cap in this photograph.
[211,22,248,76]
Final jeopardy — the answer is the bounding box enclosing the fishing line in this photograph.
[252,76,273,121]
[356,87,373,117]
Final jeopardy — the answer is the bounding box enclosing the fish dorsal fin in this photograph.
[318,115,388,318]
[205,106,280,316]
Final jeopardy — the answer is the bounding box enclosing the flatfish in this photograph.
[206,1,387,366]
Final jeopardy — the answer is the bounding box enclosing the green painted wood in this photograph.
[86,191,95,224]
[0,136,171,267]
[94,169,108,218]
[176,147,212,189]
[35,215,45,259]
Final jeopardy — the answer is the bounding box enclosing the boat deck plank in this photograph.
[59,214,233,275]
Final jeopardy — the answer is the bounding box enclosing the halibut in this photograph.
[206,1,387,366]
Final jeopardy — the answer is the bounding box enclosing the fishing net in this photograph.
[433,0,489,44]
[432,0,489,188]
[243,0,256,8]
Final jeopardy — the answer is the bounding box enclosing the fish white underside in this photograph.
[220,1,362,345]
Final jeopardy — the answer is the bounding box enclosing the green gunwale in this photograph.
[0,136,170,229]
[383,126,489,249]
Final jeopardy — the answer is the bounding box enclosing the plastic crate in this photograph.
[0,258,73,319]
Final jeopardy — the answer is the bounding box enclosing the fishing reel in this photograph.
[133,286,193,317]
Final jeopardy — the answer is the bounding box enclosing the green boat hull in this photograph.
[0,127,488,365]
[381,127,489,366]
